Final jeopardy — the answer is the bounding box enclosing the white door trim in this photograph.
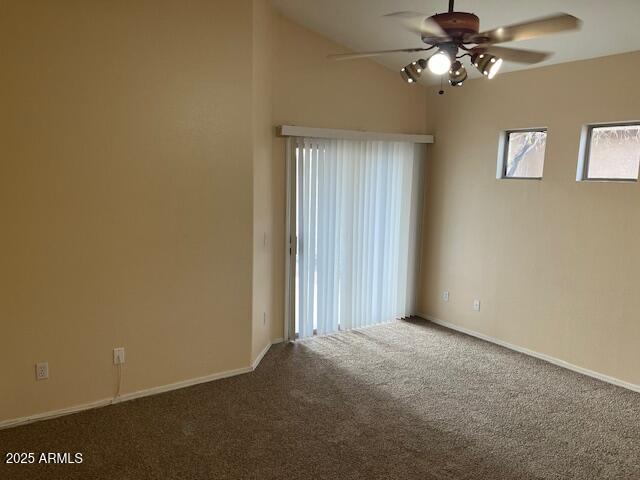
[278,125,434,144]
[283,137,296,341]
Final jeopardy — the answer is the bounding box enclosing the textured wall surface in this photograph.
[418,51,640,387]
[0,0,255,422]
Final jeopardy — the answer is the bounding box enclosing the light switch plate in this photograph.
[442,291,449,302]
[473,299,481,311]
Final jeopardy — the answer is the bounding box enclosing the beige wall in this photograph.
[0,0,428,424]
[419,51,640,387]
[251,0,276,361]
[270,14,428,339]
[0,0,257,423]
[14,0,630,426]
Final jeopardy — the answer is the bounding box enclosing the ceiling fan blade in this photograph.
[481,46,552,64]
[384,11,450,40]
[327,47,429,61]
[471,13,581,44]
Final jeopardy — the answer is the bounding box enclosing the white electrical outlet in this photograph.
[36,362,49,380]
[442,291,449,302]
[473,299,481,311]
[113,347,125,365]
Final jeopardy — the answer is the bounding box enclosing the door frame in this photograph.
[283,137,296,342]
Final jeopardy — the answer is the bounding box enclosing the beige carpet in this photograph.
[1,318,639,479]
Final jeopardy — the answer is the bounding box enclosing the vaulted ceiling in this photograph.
[272,0,640,84]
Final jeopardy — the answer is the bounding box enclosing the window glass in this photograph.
[503,130,547,179]
[587,125,640,180]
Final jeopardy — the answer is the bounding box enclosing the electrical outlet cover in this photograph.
[36,362,49,380]
[113,347,125,365]
[442,291,449,302]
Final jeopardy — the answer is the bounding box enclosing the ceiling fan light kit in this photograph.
[448,61,467,86]
[427,51,451,75]
[426,42,458,75]
[471,52,503,79]
[328,0,581,91]
[401,59,427,83]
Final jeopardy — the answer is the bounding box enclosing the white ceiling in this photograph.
[272,0,640,84]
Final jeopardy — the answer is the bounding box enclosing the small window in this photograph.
[577,123,640,181]
[497,129,547,179]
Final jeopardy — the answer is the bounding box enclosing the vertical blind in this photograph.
[295,137,424,338]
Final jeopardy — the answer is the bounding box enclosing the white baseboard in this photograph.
[419,313,640,394]
[0,344,278,431]
[114,366,254,405]
[251,341,273,370]
[0,397,114,431]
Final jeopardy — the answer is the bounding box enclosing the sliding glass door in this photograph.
[286,137,424,339]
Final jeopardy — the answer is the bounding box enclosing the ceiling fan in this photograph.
[328,0,582,88]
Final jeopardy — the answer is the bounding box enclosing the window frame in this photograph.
[576,121,640,183]
[496,127,548,180]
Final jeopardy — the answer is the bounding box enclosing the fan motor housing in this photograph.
[422,12,479,43]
